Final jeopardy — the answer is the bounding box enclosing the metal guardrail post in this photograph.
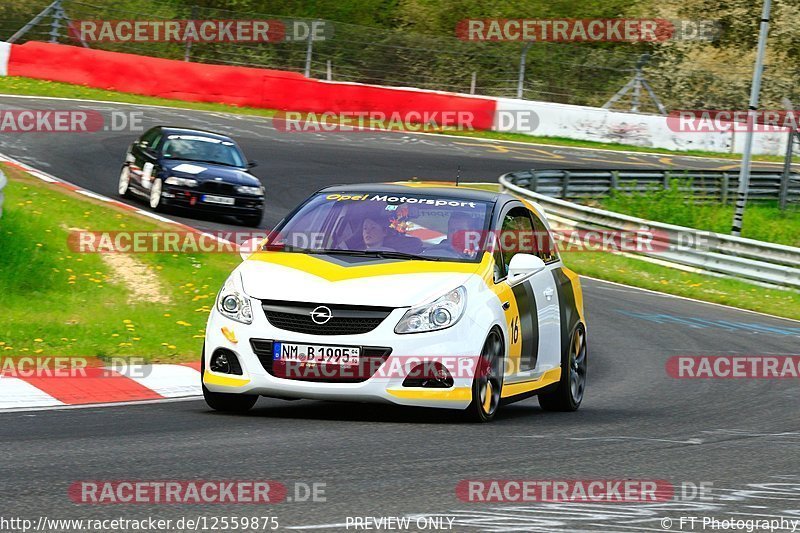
[721,173,730,204]
[610,170,619,195]
[562,171,570,199]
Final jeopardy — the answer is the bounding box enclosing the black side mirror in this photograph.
[247,160,258,168]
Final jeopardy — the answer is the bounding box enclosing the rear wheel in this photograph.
[201,348,257,413]
[539,325,587,412]
[465,329,504,422]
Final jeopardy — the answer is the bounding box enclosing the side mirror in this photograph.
[507,253,546,287]
[247,160,258,168]
[239,237,264,261]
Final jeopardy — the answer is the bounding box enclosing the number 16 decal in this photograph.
[511,316,520,345]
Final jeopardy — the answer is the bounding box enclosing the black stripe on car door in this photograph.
[511,281,539,372]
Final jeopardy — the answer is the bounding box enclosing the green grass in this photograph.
[562,250,800,320]
[0,165,238,362]
[596,182,800,247]
[0,76,785,163]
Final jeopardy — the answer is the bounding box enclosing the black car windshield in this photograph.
[265,191,493,262]
[161,134,246,167]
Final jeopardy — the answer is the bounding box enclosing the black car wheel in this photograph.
[240,213,263,228]
[200,347,258,413]
[465,329,504,422]
[117,166,131,198]
[149,178,165,211]
[539,325,587,412]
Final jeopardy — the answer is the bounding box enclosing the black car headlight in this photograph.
[165,176,198,187]
[236,185,265,196]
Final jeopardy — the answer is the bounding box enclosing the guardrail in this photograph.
[500,170,800,289]
[0,168,6,219]
[513,168,800,204]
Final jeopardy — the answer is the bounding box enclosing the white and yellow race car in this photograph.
[202,183,587,421]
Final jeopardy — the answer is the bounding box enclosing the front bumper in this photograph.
[202,306,489,410]
[161,185,264,215]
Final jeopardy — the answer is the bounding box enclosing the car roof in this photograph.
[158,127,235,142]
[320,182,517,204]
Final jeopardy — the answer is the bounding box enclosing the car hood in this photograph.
[238,251,488,307]
[161,159,259,185]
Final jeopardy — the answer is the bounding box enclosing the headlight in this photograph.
[164,176,197,187]
[216,272,253,324]
[395,286,467,334]
[236,185,264,196]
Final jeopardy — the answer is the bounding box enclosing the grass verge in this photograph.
[0,76,782,163]
[596,183,800,247]
[0,164,238,362]
[562,251,800,321]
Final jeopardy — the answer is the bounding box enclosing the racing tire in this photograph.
[149,177,165,212]
[538,325,587,412]
[465,328,504,423]
[118,166,131,198]
[240,213,263,228]
[200,348,258,413]
[202,385,258,413]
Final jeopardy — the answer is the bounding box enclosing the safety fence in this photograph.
[500,170,800,289]
[506,168,800,204]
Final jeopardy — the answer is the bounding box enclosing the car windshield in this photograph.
[161,134,246,167]
[265,191,493,262]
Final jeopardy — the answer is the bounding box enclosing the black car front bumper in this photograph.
[161,185,264,216]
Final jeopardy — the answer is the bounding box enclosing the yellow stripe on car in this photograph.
[249,251,492,282]
[386,387,472,402]
[203,373,251,388]
[500,367,561,398]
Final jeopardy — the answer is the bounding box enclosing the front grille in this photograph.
[201,181,236,195]
[260,300,393,335]
[250,339,392,383]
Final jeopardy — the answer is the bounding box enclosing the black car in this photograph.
[118,126,265,227]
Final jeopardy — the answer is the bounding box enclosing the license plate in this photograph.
[273,342,360,366]
[202,194,235,205]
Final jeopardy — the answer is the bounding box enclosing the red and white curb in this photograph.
[0,362,202,411]
[0,153,220,411]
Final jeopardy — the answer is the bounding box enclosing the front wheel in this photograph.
[118,166,131,197]
[465,329,504,422]
[202,385,258,413]
[149,177,165,211]
[538,325,587,412]
[239,213,263,228]
[200,347,257,413]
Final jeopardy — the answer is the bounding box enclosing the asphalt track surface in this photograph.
[1,96,799,532]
